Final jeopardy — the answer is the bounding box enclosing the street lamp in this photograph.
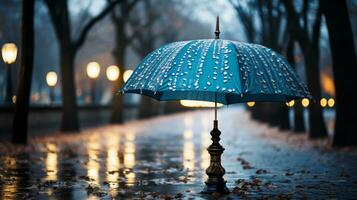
[123,69,133,83]
[327,98,335,108]
[86,62,101,104]
[301,98,309,108]
[320,98,327,108]
[286,100,295,107]
[1,43,18,104]
[46,71,58,104]
[106,65,120,81]
[246,101,255,107]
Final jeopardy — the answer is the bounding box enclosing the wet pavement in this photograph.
[0,106,357,199]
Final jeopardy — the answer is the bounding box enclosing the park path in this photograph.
[0,106,356,199]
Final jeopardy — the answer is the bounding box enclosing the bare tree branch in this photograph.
[311,1,322,48]
[73,0,120,51]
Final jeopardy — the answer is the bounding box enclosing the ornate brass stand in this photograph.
[202,119,229,194]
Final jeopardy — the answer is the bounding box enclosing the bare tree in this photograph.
[286,37,305,132]
[283,0,327,138]
[11,0,35,144]
[43,0,120,131]
[109,0,139,123]
[321,0,357,146]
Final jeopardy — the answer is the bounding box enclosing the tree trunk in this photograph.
[110,24,126,123]
[279,103,290,130]
[12,0,35,144]
[293,102,305,132]
[303,47,327,138]
[163,101,183,114]
[60,48,79,132]
[286,38,305,132]
[138,96,158,119]
[5,65,13,104]
[321,0,357,146]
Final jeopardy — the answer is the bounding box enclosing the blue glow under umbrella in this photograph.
[120,17,311,194]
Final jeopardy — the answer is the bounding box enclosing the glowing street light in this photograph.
[123,70,133,83]
[246,101,255,107]
[1,43,18,104]
[320,98,327,107]
[301,98,309,108]
[2,43,17,64]
[286,100,295,107]
[46,71,58,87]
[327,98,335,108]
[86,62,101,79]
[106,65,120,81]
[86,62,101,104]
[46,71,58,104]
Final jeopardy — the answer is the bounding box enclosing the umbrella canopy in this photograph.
[121,39,311,104]
[121,17,312,194]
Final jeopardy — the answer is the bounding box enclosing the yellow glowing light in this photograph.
[86,62,101,79]
[321,73,335,97]
[246,101,255,107]
[12,95,16,104]
[286,100,295,107]
[46,143,58,181]
[320,98,327,107]
[87,137,101,185]
[301,98,309,107]
[180,100,223,108]
[107,147,119,190]
[125,172,136,186]
[106,65,120,81]
[46,71,58,87]
[328,98,335,107]
[124,133,136,169]
[2,43,17,64]
[123,70,133,83]
[106,133,120,192]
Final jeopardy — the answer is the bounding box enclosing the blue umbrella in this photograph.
[121,17,311,194]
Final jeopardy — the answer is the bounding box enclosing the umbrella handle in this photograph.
[215,92,217,121]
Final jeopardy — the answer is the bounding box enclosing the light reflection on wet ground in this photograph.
[0,106,356,199]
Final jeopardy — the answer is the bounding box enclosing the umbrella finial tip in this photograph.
[215,16,220,39]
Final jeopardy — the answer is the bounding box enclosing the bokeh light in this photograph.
[86,62,101,79]
[123,70,133,83]
[301,98,309,107]
[46,71,58,87]
[12,95,16,104]
[247,101,255,107]
[106,65,120,81]
[320,98,327,107]
[286,100,295,107]
[1,43,17,64]
[328,98,335,107]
